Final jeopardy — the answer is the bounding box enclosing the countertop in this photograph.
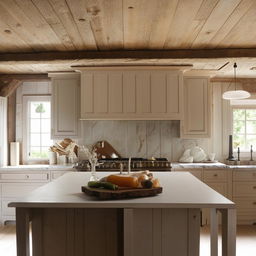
[9,172,234,209]
[171,162,227,169]
[0,165,74,171]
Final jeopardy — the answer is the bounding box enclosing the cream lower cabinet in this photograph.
[49,73,80,139]
[233,169,256,225]
[172,168,231,225]
[181,77,211,138]
[79,68,183,120]
[0,170,71,225]
[202,169,232,225]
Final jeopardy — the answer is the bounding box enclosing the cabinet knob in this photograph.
[253,186,256,189]
[26,175,29,179]
[213,174,218,177]
[253,202,256,205]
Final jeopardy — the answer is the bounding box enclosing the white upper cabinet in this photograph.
[79,68,183,120]
[181,77,211,138]
[49,73,80,138]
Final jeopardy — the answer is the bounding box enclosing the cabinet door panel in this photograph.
[52,75,80,138]
[94,73,108,113]
[136,73,150,113]
[109,73,123,113]
[187,80,205,131]
[151,73,166,113]
[81,73,93,113]
[182,77,210,138]
[167,74,180,114]
[123,73,136,113]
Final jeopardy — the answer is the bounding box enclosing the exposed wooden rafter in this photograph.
[0,79,22,97]
[1,49,256,62]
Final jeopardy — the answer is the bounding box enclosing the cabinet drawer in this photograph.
[233,171,256,181]
[2,199,15,216]
[233,198,256,209]
[237,215,256,225]
[205,182,228,197]
[51,171,69,180]
[175,169,202,180]
[2,183,44,197]
[203,170,227,182]
[233,182,256,197]
[1,173,49,181]
[188,170,202,180]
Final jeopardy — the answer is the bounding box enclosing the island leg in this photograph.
[210,208,218,256]
[221,208,236,256]
[16,208,31,256]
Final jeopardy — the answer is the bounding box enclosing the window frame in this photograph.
[232,106,256,153]
[22,95,52,164]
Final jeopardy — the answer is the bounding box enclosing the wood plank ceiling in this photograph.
[1,0,256,77]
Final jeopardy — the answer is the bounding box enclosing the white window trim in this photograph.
[232,106,256,156]
[22,95,51,164]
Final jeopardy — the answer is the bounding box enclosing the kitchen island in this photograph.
[9,172,236,256]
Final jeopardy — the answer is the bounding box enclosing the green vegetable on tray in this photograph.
[87,181,118,190]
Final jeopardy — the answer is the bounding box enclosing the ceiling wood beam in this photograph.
[1,49,256,62]
[0,74,50,81]
[0,79,22,97]
[211,77,256,83]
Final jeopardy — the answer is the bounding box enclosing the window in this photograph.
[233,108,256,151]
[23,96,52,163]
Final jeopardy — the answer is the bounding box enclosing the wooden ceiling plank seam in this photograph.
[147,0,179,49]
[123,0,158,49]
[85,0,109,51]
[0,0,55,51]
[191,0,242,48]
[31,0,76,51]
[180,0,219,49]
[205,0,254,48]
[187,0,220,49]
[163,0,204,49]
[14,0,68,51]
[217,0,256,48]
[47,0,86,50]
[99,0,123,49]
[65,0,97,50]
[0,0,64,51]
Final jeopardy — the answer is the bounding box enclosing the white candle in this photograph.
[128,157,131,174]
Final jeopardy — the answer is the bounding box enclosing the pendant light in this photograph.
[222,63,251,100]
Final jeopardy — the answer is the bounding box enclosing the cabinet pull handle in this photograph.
[253,186,256,189]
[253,202,256,205]
[213,174,218,177]
[26,175,29,179]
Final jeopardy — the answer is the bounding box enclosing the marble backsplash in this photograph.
[77,120,211,161]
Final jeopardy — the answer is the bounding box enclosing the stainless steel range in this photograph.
[74,157,172,172]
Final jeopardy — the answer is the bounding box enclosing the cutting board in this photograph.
[81,186,163,200]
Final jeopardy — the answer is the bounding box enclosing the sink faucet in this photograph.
[250,145,253,161]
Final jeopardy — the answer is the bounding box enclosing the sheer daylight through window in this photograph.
[28,100,52,159]
[233,109,256,151]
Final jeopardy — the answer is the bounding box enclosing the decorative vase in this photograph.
[90,163,98,181]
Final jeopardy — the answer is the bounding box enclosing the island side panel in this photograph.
[31,208,122,256]
[123,208,200,256]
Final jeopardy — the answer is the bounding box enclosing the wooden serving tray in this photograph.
[81,186,163,200]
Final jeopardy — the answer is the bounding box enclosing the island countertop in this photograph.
[9,172,235,209]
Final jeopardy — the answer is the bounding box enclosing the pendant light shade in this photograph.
[222,63,251,100]
[222,90,251,100]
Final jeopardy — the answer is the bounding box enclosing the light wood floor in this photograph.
[0,225,256,256]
